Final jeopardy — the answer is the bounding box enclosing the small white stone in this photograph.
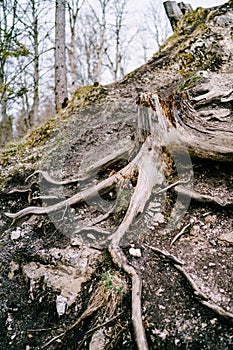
[210,318,217,325]
[56,295,68,316]
[153,213,165,224]
[129,248,142,258]
[87,233,96,240]
[208,262,216,267]
[11,228,21,240]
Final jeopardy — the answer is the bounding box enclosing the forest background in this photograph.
[0,0,226,144]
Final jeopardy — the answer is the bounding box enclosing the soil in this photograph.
[0,2,233,350]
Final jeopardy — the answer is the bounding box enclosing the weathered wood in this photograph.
[163,1,193,29]
[178,2,193,14]
[163,1,183,29]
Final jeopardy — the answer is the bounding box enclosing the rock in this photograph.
[218,232,233,245]
[22,246,102,306]
[10,228,21,240]
[204,215,217,224]
[208,262,216,267]
[129,247,142,258]
[89,329,106,350]
[8,261,19,280]
[152,328,169,340]
[190,225,200,235]
[153,213,165,224]
[56,295,68,316]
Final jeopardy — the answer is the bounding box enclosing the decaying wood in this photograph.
[143,244,184,265]
[41,281,115,349]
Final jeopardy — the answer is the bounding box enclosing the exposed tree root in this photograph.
[191,89,233,106]
[74,226,111,236]
[143,244,184,265]
[109,244,149,350]
[147,245,233,325]
[26,143,133,186]
[174,264,233,325]
[170,223,191,246]
[4,91,233,348]
[174,186,233,207]
[91,205,116,225]
[6,188,31,195]
[4,169,124,221]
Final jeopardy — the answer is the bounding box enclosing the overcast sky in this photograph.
[129,0,228,10]
[182,0,227,8]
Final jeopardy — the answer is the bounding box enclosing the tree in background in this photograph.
[74,10,99,85]
[84,0,111,84]
[106,0,128,81]
[31,0,39,125]
[0,0,55,142]
[0,0,172,141]
[67,0,85,93]
[0,0,30,144]
[55,0,68,111]
[68,0,134,84]
[139,0,172,63]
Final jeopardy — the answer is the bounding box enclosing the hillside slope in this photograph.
[0,2,233,349]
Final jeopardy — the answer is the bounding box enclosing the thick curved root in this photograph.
[26,143,133,186]
[5,162,133,221]
[109,245,149,350]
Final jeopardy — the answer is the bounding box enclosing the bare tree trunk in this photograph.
[67,0,82,93]
[0,0,16,144]
[113,0,127,82]
[32,0,39,125]
[163,1,183,30]
[104,0,129,82]
[96,19,104,83]
[55,0,68,111]
[0,93,12,144]
[96,0,111,83]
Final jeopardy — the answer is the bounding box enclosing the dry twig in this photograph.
[170,223,191,246]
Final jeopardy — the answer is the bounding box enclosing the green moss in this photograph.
[151,8,211,68]
[176,7,209,33]
[178,76,202,90]
[24,118,57,148]
[0,120,57,174]
[74,85,95,99]
[72,84,107,108]
[0,140,26,166]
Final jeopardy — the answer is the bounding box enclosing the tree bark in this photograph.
[55,0,68,111]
